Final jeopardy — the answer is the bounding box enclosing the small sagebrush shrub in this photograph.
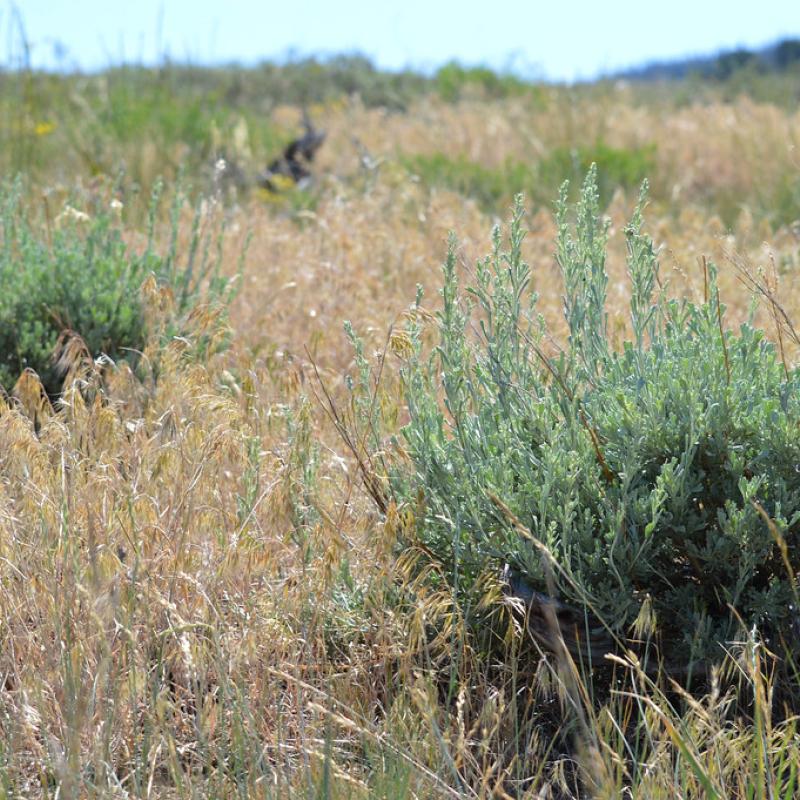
[0,180,239,396]
[538,141,656,208]
[405,142,655,214]
[434,61,540,102]
[403,152,537,212]
[374,166,800,669]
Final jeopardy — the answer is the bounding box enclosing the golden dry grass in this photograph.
[1,86,800,797]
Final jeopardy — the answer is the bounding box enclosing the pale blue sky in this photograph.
[7,0,800,82]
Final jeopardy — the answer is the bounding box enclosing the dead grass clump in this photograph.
[2,78,800,797]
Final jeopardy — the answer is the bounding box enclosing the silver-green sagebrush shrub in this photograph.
[0,179,241,397]
[372,166,800,669]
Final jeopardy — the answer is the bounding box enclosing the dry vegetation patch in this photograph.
[1,76,800,797]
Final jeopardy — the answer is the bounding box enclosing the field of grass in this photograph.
[1,58,800,798]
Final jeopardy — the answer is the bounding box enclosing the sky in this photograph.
[7,0,800,82]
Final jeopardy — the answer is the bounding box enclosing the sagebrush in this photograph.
[379,167,800,675]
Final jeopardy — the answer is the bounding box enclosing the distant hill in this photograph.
[611,37,800,81]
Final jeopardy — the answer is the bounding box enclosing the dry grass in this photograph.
[1,85,800,797]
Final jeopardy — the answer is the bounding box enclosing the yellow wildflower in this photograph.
[34,121,56,136]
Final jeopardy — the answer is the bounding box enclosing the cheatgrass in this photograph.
[3,49,800,797]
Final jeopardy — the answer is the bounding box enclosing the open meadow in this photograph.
[1,60,800,798]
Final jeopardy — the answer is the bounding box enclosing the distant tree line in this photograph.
[711,39,800,79]
[615,37,800,82]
